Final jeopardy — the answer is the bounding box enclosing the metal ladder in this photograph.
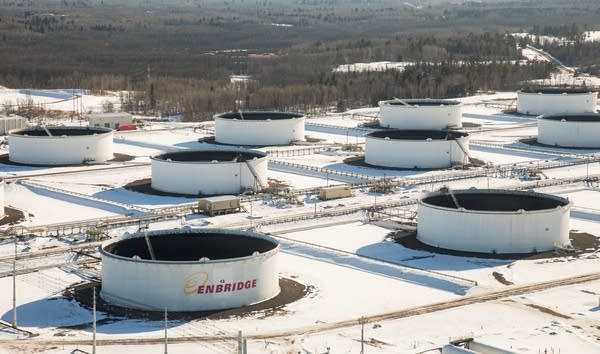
[449,133,472,165]
[245,160,265,191]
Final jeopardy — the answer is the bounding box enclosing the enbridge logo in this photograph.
[183,272,209,295]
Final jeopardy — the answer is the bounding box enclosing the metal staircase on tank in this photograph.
[440,186,462,209]
[447,132,472,166]
[244,160,265,192]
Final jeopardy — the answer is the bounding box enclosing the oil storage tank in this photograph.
[151,148,268,195]
[537,113,600,148]
[378,99,463,130]
[517,87,598,116]
[417,189,571,254]
[214,111,305,146]
[100,227,281,312]
[8,126,113,165]
[364,130,470,169]
[0,179,5,218]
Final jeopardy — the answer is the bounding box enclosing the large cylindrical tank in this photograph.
[378,99,462,130]
[8,126,113,165]
[537,113,600,148]
[517,88,598,116]
[364,130,470,169]
[417,189,571,254]
[100,228,280,312]
[214,111,305,146]
[0,179,4,219]
[151,149,268,195]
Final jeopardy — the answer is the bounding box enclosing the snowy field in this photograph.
[0,84,599,354]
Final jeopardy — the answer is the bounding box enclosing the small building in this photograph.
[88,112,133,130]
[0,115,27,135]
[198,195,241,216]
[319,185,352,200]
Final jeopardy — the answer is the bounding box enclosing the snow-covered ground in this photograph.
[0,87,122,114]
[0,89,599,354]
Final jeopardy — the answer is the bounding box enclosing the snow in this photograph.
[0,87,121,114]
[333,61,415,73]
[583,30,600,42]
[1,87,600,353]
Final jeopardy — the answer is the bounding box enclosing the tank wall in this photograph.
[517,91,598,116]
[8,132,113,165]
[379,105,462,130]
[215,117,305,145]
[101,250,279,311]
[365,136,469,169]
[0,181,4,218]
[417,201,570,253]
[537,118,600,148]
[151,155,268,195]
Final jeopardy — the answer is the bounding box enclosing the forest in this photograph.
[0,0,598,120]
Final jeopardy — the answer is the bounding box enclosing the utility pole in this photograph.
[164,307,168,354]
[360,317,365,354]
[237,330,243,354]
[93,287,97,354]
[12,235,17,328]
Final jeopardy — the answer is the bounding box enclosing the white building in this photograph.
[365,130,470,169]
[8,126,114,165]
[88,112,133,130]
[151,149,268,195]
[378,99,463,130]
[214,111,305,146]
[100,227,281,312]
[417,189,571,254]
[0,115,27,135]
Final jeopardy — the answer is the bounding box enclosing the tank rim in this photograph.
[518,87,596,94]
[100,228,280,265]
[538,113,600,122]
[419,188,570,213]
[151,149,267,163]
[378,98,461,107]
[8,126,113,137]
[366,129,468,140]
[214,111,304,121]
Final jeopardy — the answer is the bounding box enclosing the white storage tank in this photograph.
[364,130,470,169]
[100,228,280,312]
[378,99,463,130]
[517,87,598,116]
[151,148,268,195]
[8,126,113,165]
[417,189,571,254]
[537,113,600,148]
[0,179,5,219]
[214,111,305,146]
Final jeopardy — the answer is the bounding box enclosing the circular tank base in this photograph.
[123,178,229,198]
[65,277,310,320]
[519,138,600,150]
[0,153,134,167]
[390,229,599,260]
[0,206,25,226]
[344,156,486,170]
